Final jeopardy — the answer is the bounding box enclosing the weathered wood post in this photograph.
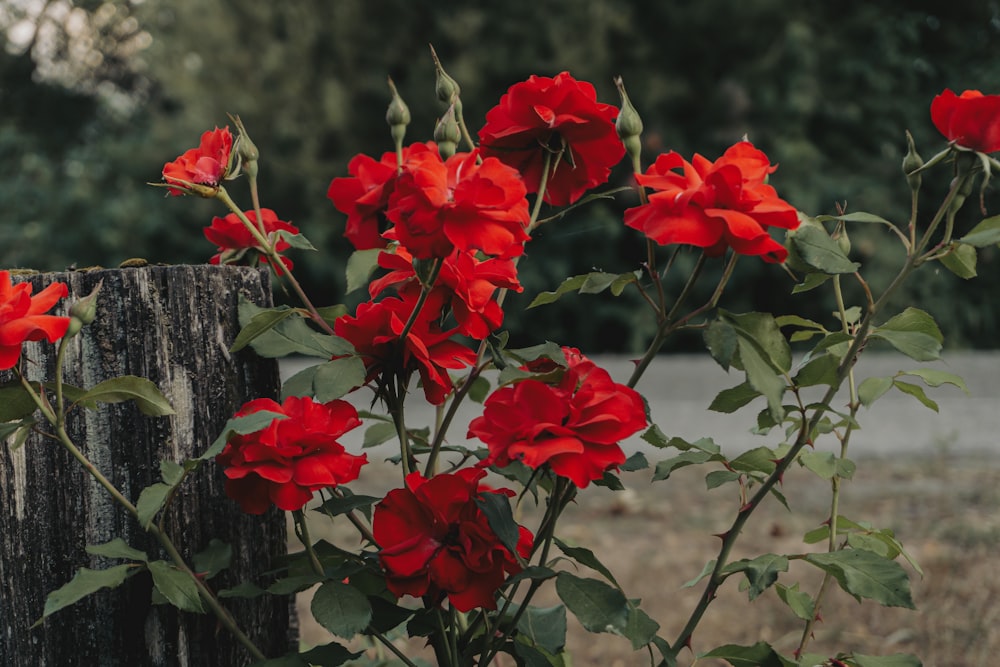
[0,265,292,666]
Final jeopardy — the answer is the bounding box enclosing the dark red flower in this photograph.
[384,149,530,260]
[624,141,800,263]
[479,72,625,206]
[215,395,366,514]
[204,208,299,275]
[334,294,477,405]
[370,245,521,340]
[374,468,533,612]
[468,347,647,488]
[931,89,1000,153]
[0,271,71,370]
[327,143,437,250]
[162,127,234,196]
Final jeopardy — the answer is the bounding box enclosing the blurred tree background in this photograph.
[2,0,999,353]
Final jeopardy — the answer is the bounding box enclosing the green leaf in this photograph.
[555,537,620,588]
[314,305,348,328]
[730,446,780,475]
[957,214,1000,247]
[468,375,491,403]
[805,549,915,608]
[620,451,648,472]
[34,565,133,626]
[700,641,796,667]
[528,271,639,308]
[682,560,716,588]
[159,459,185,486]
[736,337,785,423]
[76,376,175,416]
[938,242,977,279]
[788,222,861,274]
[705,469,741,490]
[722,554,788,601]
[799,450,837,479]
[230,306,298,353]
[476,491,523,560]
[850,653,924,667]
[816,211,896,226]
[361,421,396,448]
[724,311,792,373]
[704,318,738,370]
[298,641,364,666]
[200,409,286,461]
[872,307,942,362]
[148,560,205,613]
[268,574,328,595]
[0,382,40,422]
[893,379,938,411]
[311,357,367,402]
[775,583,814,621]
[193,539,232,580]
[709,382,760,414]
[238,296,351,358]
[311,580,373,638]
[218,582,267,599]
[899,368,969,393]
[858,376,894,408]
[640,424,669,448]
[792,272,833,294]
[315,493,379,518]
[275,230,316,251]
[345,248,383,294]
[794,353,840,388]
[136,482,172,529]
[86,538,148,562]
[622,606,660,649]
[554,572,628,635]
[515,604,568,654]
[652,450,717,481]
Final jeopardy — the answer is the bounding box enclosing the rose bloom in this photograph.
[204,208,299,275]
[479,71,625,206]
[468,347,647,488]
[334,294,477,405]
[162,126,233,196]
[327,142,437,250]
[374,468,533,612]
[215,395,366,515]
[931,89,1000,153]
[0,271,71,370]
[624,141,800,263]
[369,245,521,340]
[384,148,530,260]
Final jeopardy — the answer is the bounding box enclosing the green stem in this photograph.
[292,510,325,576]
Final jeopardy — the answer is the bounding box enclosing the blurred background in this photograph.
[2,0,999,353]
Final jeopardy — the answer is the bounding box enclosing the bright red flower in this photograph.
[384,149,530,260]
[334,294,477,405]
[327,143,437,250]
[162,127,234,196]
[215,395,366,515]
[369,245,521,340]
[204,208,299,275]
[468,347,647,488]
[624,141,800,263]
[479,72,625,206]
[0,271,71,370]
[930,89,1000,153]
[374,468,533,612]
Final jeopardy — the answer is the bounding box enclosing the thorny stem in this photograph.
[667,175,968,659]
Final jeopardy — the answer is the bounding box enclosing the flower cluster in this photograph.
[469,347,648,487]
[0,270,71,370]
[373,468,533,612]
[215,395,367,514]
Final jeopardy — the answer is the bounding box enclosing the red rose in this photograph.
[204,208,299,275]
[931,88,1000,153]
[468,348,647,488]
[624,141,800,263]
[327,143,437,250]
[215,396,366,514]
[334,294,477,405]
[374,468,533,612]
[479,72,625,206]
[162,126,233,196]
[384,149,530,260]
[370,245,521,340]
[0,271,71,370]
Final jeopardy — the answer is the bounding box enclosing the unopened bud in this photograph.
[434,105,461,159]
[614,76,644,167]
[385,77,411,148]
[66,279,102,337]
[230,114,259,181]
[429,44,460,104]
[835,225,851,256]
[902,130,923,192]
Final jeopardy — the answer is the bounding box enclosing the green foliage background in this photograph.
[2,0,999,352]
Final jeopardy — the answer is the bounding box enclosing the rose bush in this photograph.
[8,48,996,667]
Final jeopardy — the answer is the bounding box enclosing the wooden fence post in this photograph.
[0,265,293,666]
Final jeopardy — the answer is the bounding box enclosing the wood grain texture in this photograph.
[0,265,292,666]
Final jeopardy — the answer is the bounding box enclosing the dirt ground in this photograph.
[295,451,1000,667]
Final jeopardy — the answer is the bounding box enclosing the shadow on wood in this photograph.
[0,265,292,666]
